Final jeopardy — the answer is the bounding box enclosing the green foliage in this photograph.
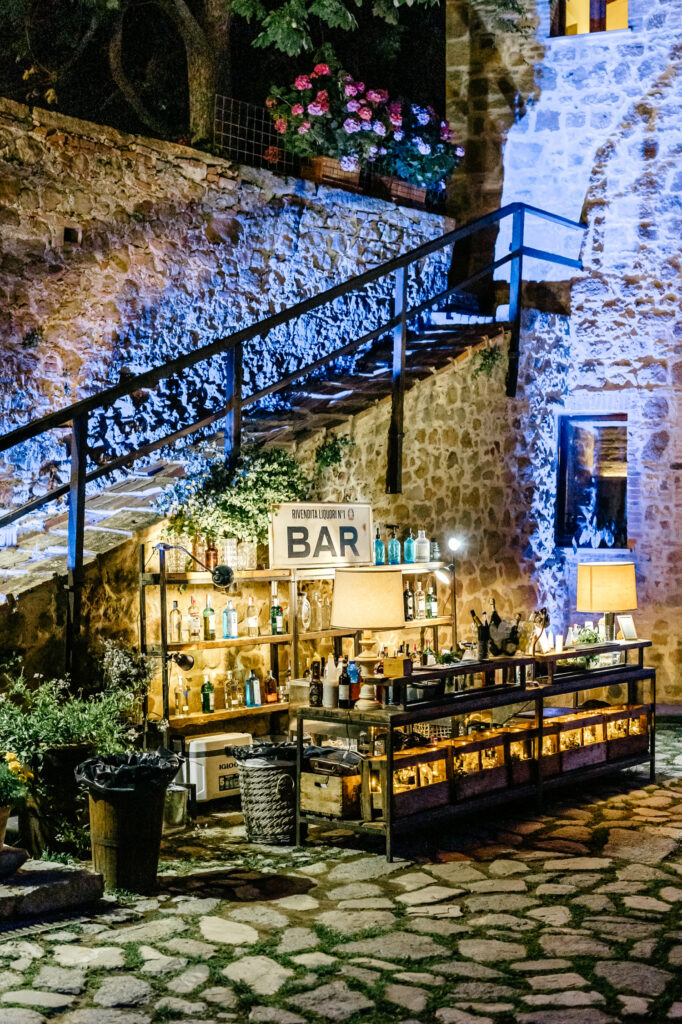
[0,759,29,805]
[471,345,504,379]
[156,444,311,544]
[99,638,155,695]
[387,102,462,187]
[0,664,142,769]
[314,433,354,471]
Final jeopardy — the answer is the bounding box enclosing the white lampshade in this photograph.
[331,568,405,630]
[576,562,637,613]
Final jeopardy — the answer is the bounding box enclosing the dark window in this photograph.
[63,226,79,244]
[550,0,628,37]
[555,414,627,548]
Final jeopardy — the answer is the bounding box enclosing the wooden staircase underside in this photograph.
[243,321,509,444]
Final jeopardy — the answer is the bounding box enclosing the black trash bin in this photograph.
[76,750,182,894]
[233,743,297,846]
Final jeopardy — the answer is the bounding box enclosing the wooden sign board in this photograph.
[270,503,373,568]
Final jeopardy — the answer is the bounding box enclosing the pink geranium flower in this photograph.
[307,100,329,115]
[316,90,329,102]
[294,75,312,90]
[265,97,277,108]
[314,63,331,76]
[274,119,287,134]
[355,81,365,92]
[346,99,361,112]
[366,89,389,104]
[344,84,357,97]
[358,107,372,121]
[292,103,304,115]
[343,118,361,133]
[298,122,311,134]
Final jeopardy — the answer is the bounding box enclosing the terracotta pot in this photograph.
[301,156,361,190]
[388,178,428,208]
[0,805,10,848]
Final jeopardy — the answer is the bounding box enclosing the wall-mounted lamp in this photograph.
[434,536,464,648]
[155,542,235,588]
[168,651,194,671]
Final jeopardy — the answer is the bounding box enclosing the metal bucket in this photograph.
[164,785,189,828]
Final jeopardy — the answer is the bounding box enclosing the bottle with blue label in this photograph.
[374,527,385,566]
[387,526,401,565]
[403,529,415,564]
[222,600,238,639]
[245,670,261,707]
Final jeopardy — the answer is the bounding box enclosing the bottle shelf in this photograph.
[169,701,290,729]
[298,628,358,641]
[151,564,447,586]
[163,569,291,585]
[377,616,454,630]
[167,634,294,652]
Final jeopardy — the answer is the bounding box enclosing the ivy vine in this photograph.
[471,345,504,379]
[314,434,355,471]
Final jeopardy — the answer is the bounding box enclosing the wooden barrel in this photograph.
[89,786,166,894]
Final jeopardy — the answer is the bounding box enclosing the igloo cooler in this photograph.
[182,732,251,801]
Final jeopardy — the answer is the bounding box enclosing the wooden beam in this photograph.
[65,413,87,676]
[386,267,408,494]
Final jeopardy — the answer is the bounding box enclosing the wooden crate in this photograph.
[300,771,361,820]
[539,723,561,777]
[505,725,537,786]
[360,741,452,821]
[555,712,606,771]
[452,732,507,800]
[604,705,650,760]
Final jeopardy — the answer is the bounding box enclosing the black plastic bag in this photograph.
[75,749,183,795]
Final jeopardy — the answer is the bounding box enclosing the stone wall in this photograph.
[0,98,449,516]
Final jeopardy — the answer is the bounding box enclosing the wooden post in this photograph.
[505,205,525,398]
[386,267,408,494]
[66,413,87,676]
[224,342,243,460]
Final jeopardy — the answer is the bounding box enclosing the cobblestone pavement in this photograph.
[3,723,682,1024]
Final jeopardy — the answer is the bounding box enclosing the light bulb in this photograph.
[447,536,462,553]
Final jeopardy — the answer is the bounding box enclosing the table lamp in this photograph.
[331,567,405,709]
[576,562,637,641]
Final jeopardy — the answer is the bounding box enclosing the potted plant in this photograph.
[0,660,143,856]
[384,104,464,206]
[265,58,395,186]
[0,754,30,847]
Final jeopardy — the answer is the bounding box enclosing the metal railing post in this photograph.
[224,342,243,460]
[506,205,525,398]
[65,413,87,676]
[386,266,408,494]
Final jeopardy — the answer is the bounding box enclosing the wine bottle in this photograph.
[201,671,215,714]
[169,600,182,643]
[470,609,484,628]
[338,661,351,709]
[403,580,414,621]
[203,593,216,641]
[490,598,501,628]
[246,596,258,638]
[348,660,361,704]
[309,659,323,707]
[270,582,280,636]
[374,527,385,566]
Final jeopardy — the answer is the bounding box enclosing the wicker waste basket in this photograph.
[75,750,183,894]
[233,743,297,845]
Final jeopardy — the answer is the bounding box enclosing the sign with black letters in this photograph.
[270,503,373,568]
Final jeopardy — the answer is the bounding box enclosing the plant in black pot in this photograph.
[0,656,143,857]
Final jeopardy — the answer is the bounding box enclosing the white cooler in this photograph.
[182,732,251,801]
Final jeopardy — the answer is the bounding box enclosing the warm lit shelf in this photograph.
[293,562,447,581]
[169,701,289,729]
[163,569,292,584]
[298,628,358,641]
[167,634,294,651]
[150,564,447,586]
[375,616,454,630]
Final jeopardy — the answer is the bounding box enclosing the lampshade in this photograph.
[576,562,637,613]
[331,568,405,630]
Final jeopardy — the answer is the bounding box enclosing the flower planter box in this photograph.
[301,157,361,190]
[376,176,428,208]
[604,705,650,761]
[300,771,361,820]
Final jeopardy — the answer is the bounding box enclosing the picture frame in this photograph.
[617,614,637,640]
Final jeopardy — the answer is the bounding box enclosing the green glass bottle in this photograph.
[201,671,215,713]
[203,593,216,641]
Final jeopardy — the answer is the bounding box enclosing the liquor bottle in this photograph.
[403,580,415,621]
[169,600,182,643]
[203,593,216,641]
[270,582,281,636]
[245,670,261,707]
[430,538,440,561]
[426,583,437,618]
[403,529,415,564]
[174,682,182,716]
[201,671,215,714]
[415,529,430,562]
[415,581,426,620]
[182,680,190,715]
[205,537,218,571]
[309,659,323,707]
[246,596,259,638]
[262,670,278,704]
[338,661,351,709]
[387,526,401,566]
[374,527,385,566]
[347,660,361,704]
[278,667,291,704]
[188,596,201,639]
[298,593,312,632]
[223,600,238,639]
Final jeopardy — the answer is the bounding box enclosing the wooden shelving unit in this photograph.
[166,634,294,652]
[169,701,289,729]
